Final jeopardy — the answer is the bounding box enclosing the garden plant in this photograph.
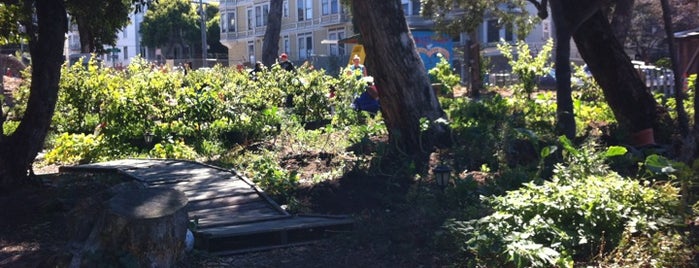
[3,51,698,267]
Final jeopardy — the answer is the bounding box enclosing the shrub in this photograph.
[241,149,299,203]
[44,133,105,165]
[497,38,553,98]
[148,140,198,160]
[428,53,460,96]
[444,142,682,268]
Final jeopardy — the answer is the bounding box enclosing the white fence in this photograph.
[486,62,678,96]
[633,61,675,96]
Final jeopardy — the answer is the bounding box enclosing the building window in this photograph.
[328,28,345,56]
[255,4,269,27]
[221,15,227,33]
[504,24,514,41]
[486,19,500,43]
[486,19,515,43]
[123,28,127,38]
[322,0,339,15]
[283,36,290,56]
[248,41,255,63]
[297,0,313,21]
[401,0,420,16]
[247,8,253,30]
[226,12,235,32]
[542,20,550,40]
[123,46,128,60]
[283,0,289,18]
[297,32,312,59]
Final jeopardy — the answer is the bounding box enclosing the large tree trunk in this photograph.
[610,0,635,45]
[262,0,283,67]
[573,10,663,144]
[76,16,95,53]
[350,0,449,166]
[0,0,67,190]
[72,187,189,267]
[549,0,575,139]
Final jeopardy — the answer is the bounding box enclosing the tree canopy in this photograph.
[140,0,223,58]
[0,3,25,45]
[65,0,135,53]
[141,0,199,49]
[0,0,151,190]
[421,0,539,37]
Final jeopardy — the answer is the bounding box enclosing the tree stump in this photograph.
[75,187,189,267]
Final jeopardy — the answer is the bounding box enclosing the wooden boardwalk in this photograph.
[59,159,353,255]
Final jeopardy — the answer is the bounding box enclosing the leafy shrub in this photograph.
[444,141,681,267]
[428,53,460,95]
[44,133,105,165]
[2,120,19,135]
[497,38,553,98]
[148,140,198,160]
[54,55,110,134]
[444,96,516,171]
[242,150,299,203]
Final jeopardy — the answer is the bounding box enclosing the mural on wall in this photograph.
[412,30,454,71]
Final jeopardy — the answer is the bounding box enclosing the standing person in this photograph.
[278,53,297,107]
[249,61,264,81]
[279,53,295,72]
[347,54,367,80]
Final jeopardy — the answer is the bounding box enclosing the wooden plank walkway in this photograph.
[59,159,353,255]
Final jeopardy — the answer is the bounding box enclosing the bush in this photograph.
[148,140,198,160]
[444,143,682,268]
[44,133,105,165]
[241,149,299,203]
[428,54,460,96]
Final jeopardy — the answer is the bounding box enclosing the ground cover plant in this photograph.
[2,51,698,267]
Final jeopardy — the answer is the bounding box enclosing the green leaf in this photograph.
[644,154,676,174]
[558,135,579,155]
[540,145,557,158]
[604,146,627,158]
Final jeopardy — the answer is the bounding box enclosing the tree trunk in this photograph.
[71,186,189,267]
[573,10,662,144]
[468,31,481,99]
[76,16,95,53]
[550,0,575,139]
[0,0,67,190]
[660,0,689,137]
[350,0,449,166]
[610,0,635,45]
[262,0,283,67]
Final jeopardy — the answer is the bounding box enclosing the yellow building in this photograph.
[219,0,356,71]
[219,1,424,72]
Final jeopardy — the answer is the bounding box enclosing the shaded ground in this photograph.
[0,185,70,267]
[0,153,450,267]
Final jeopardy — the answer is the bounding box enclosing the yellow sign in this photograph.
[349,45,366,65]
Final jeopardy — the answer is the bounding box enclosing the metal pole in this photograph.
[200,0,207,67]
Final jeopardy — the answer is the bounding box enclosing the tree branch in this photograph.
[528,0,549,19]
